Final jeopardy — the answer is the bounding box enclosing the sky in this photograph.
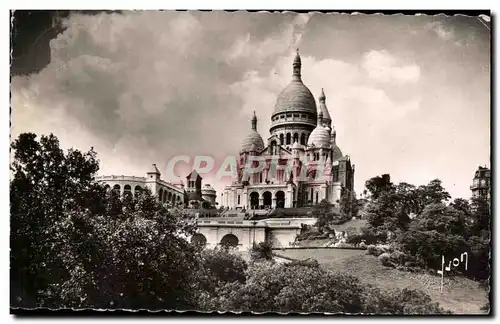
[10,11,490,202]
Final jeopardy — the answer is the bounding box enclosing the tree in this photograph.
[10,133,103,307]
[365,174,393,200]
[450,198,471,216]
[415,179,451,211]
[312,200,344,231]
[194,247,248,307]
[339,188,360,219]
[397,204,470,270]
[250,241,274,262]
[200,260,447,314]
[466,196,491,280]
[10,133,201,310]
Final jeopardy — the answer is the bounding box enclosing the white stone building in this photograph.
[222,50,355,210]
[96,164,218,209]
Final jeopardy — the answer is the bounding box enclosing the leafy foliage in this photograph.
[362,173,490,281]
[365,174,393,200]
[339,188,360,219]
[200,261,447,314]
[250,241,274,262]
[10,133,199,309]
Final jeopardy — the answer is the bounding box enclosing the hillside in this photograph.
[276,248,488,314]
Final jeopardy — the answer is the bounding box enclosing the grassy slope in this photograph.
[293,219,368,247]
[329,218,368,232]
[277,248,488,314]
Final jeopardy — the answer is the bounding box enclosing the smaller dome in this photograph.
[307,125,331,148]
[240,130,265,153]
[202,184,216,193]
[292,141,304,150]
[241,111,265,153]
[331,144,343,162]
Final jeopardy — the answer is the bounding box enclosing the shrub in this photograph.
[378,253,393,267]
[250,241,274,262]
[378,244,394,253]
[204,261,448,314]
[367,245,380,256]
[389,250,406,264]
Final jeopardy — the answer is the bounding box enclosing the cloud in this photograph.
[11,12,490,201]
[362,50,421,84]
[226,13,313,62]
[425,21,455,41]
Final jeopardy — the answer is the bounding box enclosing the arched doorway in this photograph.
[250,192,259,209]
[123,185,132,198]
[191,233,207,246]
[263,191,272,208]
[220,234,239,248]
[112,184,121,195]
[275,191,285,208]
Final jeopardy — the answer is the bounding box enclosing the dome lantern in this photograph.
[293,48,301,81]
[319,88,326,102]
[251,111,257,130]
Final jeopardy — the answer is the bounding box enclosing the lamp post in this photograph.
[252,221,257,246]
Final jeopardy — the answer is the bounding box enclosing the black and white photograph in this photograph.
[9,8,491,315]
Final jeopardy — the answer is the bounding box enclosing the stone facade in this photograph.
[193,217,317,251]
[96,164,218,209]
[470,166,491,201]
[222,50,355,211]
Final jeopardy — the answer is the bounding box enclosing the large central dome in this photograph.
[273,50,317,115]
[274,82,317,114]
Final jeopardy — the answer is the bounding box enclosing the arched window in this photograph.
[112,184,121,194]
[220,234,239,248]
[270,140,277,155]
[191,233,207,246]
[293,133,299,144]
[286,133,291,145]
[300,133,306,145]
[237,195,241,205]
[134,185,142,196]
[279,134,284,145]
[124,184,132,198]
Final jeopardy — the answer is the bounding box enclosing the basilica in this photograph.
[222,50,355,210]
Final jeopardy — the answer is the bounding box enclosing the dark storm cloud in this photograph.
[11,11,490,199]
